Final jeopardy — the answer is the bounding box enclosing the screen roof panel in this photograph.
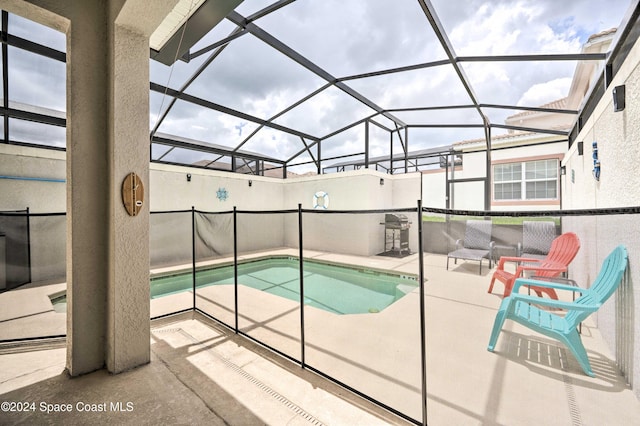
[156,99,264,151]
[184,34,327,120]
[408,127,487,151]
[256,0,449,78]
[431,0,631,56]
[392,108,484,127]
[147,0,634,173]
[150,51,213,91]
[234,0,283,18]
[461,60,582,107]
[8,46,65,113]
[345,64,476,112]
[2,1,636,177]
[320,125,366,162]
[272,85,378,139]
[240,127,308,162]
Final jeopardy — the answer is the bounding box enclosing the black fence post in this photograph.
[191,206,196,311]
[234,206,239,334]
[26,207,32,284]
[418,200,427,425]
[298,203,305,368]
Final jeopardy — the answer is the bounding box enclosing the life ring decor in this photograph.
[313,191,329,210]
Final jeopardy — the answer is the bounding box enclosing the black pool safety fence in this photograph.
[0,209,31,290]
[1,204,639,425]
[0,209,67,290]
[177,203,428,424]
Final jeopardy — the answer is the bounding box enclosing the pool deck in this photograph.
[1,248,639,425]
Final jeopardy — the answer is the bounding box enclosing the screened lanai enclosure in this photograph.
[2,1,640,425]
[147,0,633,191]
[0,1,634,181]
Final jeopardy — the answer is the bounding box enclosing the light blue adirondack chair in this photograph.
[487,245,628,377]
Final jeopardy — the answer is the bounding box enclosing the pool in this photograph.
[50,257,419,315]
[155,257,418,315]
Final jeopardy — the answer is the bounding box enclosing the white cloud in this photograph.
[517,77,573,106]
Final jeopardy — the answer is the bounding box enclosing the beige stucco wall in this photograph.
[420,152,487,211]
[562,33,640,399]
[421,141,567,212]
[282,170,421,256]
[283,169,393,210]
[392,172,422,209]
[1,146,423,216]
[0,144,66,212]
[0,147,422,261]
[150,162,285,211]
[452,151,486,210]
[421,169,448,209]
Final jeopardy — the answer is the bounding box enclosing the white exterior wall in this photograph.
[283,169,393,210]
[421,151,487,211]
[562,34,640,399]
[452,180,485,210]
[282,169,421,256]
[0,149,422,261]
[0,144,66,212]
[392,172,422,209]
[421,169,448,209]
[150,162,285,211]
[490,141,565,162]
[451,151,486,210]
[490,141,566,211]
[420,141,567,212]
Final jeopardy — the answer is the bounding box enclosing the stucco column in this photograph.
[105,0,179,374]
[10,0,176,375]
[66,0,160,376]
[105,15,150,374]
[64,1,111,376]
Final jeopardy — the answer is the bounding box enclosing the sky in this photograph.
[5,0,635,173]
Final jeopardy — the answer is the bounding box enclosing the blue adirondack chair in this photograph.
[487,245,628,377]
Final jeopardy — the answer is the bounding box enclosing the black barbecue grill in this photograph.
[380,214,411,257]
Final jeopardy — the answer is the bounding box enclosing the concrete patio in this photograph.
[1,249,639,425]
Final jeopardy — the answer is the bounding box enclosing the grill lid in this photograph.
[385,213,409,223]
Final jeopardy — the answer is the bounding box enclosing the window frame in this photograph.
[493,156,561,203]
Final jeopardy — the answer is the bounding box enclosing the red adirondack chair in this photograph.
[488,232,580,298]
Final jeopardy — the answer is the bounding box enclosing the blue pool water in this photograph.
[154,257,418,315]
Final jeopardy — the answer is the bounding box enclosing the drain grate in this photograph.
[0,337,66,355]
[151,327,183,334]
[156,327,326,426]
[559,348,582,426]
[563,373,582,426]
[224,360,326,426]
